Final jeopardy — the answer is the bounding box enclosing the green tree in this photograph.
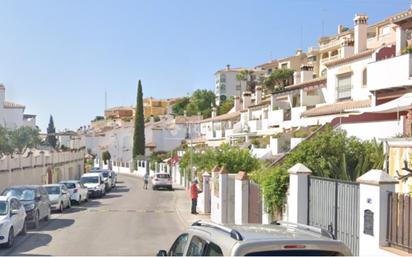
[172,97,190,116]
[186,89,215,118]
[236,70,257,92]
[10,126,41,154]
[46,115,57,148]
[102,150,111,165]
[263,69,294,93]
[132,80,145,163]
[218,98,234,115]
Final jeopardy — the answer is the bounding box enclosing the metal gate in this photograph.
[308,176,360,255]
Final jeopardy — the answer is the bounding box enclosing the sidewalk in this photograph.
[173,183,210,228]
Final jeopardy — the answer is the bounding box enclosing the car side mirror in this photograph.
[10,209,19,216]
[157,250,167,256]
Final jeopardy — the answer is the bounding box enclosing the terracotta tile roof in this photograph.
[175,115,202,124]
[324,49,374,67]
[4,101,25,109]
[302,99,371,117]
[248,100,271,109]
[285,78,327,91]
[201,111,241,123]
[105,106,133,111]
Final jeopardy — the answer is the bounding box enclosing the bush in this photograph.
[251,138,260,148]
[292,130,309,138]
[102,151,111,165]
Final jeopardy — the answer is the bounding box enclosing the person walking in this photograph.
[143,173,149,190]
[191,179,199,214]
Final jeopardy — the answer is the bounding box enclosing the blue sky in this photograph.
[0,0,408,131]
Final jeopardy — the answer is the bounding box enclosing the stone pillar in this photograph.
[287,163,312,224]
[201,172,211,214]
[235,171,249,225]
[356,169,398,256]
[396,26,406,56]
[218,167,228,224]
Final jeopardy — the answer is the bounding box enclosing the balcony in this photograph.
[319,39,340,51]
[268,109,284,126]
[368,53,412,91]
[248,119,262,132]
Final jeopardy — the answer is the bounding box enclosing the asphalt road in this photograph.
[0,174,186,256]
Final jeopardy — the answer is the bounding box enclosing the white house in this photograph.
[0,84,36,129]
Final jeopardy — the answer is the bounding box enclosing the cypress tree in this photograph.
[132,80,145,163]
[46,115,57,148]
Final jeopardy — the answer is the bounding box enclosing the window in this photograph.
[308,55,317,62]
[168,234,188,256]
[281,63,288,69]
[10,199,20,210]
[205,242,223,256]
[220,84,226,93]
[187,236,207,256]
[336,74,352,100]
[362,68,367,87]
[267,68,273,74]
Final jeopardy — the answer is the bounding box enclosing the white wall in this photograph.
[326,55,373,104]
[338,120,403,141]
[368,53,412,91]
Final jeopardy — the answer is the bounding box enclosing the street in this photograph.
[0,174,185,256]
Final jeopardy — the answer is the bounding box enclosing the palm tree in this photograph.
[236,70,257,92]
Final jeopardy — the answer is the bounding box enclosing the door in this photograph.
[168,234,189,256]
[10,199,23,233]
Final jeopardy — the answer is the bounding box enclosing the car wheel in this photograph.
[21,221,27,235]
[59,203,64,213]
[33,211,40,229]
[5,227,14,248]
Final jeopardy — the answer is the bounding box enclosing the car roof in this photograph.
[82,173,101,177]
[6,185,40,189]
[60,180,79,183]
[188,222,342,255]
[44,184,62,187]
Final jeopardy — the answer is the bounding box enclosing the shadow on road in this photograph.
[102,194,122,199]
[1,233,52,255]
[38,218,75,232]
[113,186,130,193]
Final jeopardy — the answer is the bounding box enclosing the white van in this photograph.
[80,173,106,198]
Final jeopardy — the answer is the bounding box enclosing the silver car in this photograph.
[157,221,352,256]
[44,184,71,213]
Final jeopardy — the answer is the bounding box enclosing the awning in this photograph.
[302,99,371,117]
[362,93,412,113]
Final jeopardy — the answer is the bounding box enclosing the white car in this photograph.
[90,170,113,191]
[80,173,106,198]
[59,180,89,204]
[0,196,27,248]
[152,173,173,190]
[44,184,71,213]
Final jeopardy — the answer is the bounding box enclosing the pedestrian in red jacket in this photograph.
[191,180,199,214]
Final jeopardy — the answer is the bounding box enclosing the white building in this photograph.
[214,65,252,105]
[0,84,36,129]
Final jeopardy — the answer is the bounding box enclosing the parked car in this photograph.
[157,221,352,256]
[2,186,51,229]
[90,170,113,191]
[152,173,173,190]
[80,173,106,198]
[59,180,89,204]
[0,196,27,248]
[44,184,71,213]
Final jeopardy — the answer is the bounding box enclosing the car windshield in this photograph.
[63,183,76,189]
[157,174,170,179]
[80,177,99,184]
[3,188,36,201]
[0,201,8,215]
[45,186,61,195]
